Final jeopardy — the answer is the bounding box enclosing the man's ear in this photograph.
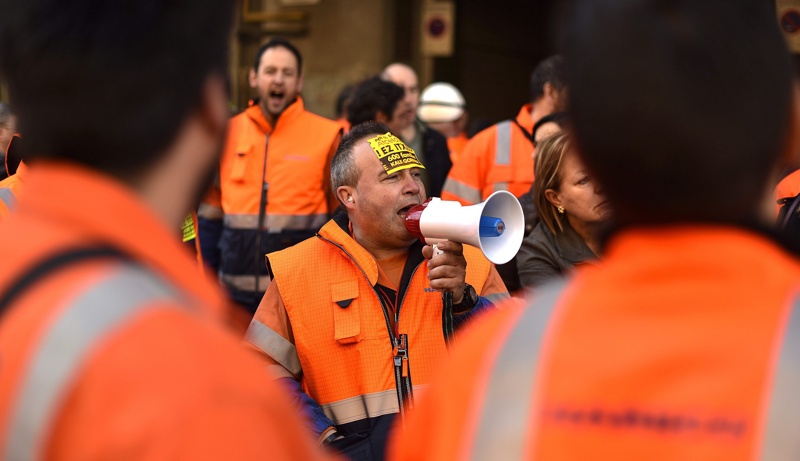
[297,73,304,93]
[337,186,356,209]
[543,82,556,100]
[375,111,389,124]
[199,74,229,137]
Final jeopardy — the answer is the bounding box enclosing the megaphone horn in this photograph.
[404,190,525,265]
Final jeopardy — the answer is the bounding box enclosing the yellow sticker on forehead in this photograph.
[367,132,426,175]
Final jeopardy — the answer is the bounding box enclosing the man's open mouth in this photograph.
[398,204,415,219]
[269,90,284,102]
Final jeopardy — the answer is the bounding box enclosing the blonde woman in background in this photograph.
[516,132,611,288]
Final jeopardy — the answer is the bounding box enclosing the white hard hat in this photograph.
[417,82,465,123]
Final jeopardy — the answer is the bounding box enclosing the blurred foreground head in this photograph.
[0,0,234,178]
[562,0,794,226]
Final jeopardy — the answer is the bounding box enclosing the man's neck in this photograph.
[400,123,417,143]
[352,227,413,260]
[529,101,552,126]
[259,103,278,127]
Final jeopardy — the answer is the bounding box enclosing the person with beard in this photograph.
[382,63,451,198]
[244,121,508,460]
[198,37,342,324]
[0,1,331,459]
[441,55,567,206]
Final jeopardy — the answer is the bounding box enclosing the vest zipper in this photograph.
[317,235,412,420]
[253,134,270,305]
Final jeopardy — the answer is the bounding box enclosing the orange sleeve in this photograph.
[244,279,298,379]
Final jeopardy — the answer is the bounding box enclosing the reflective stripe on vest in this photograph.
[197,202,223,220]
[320,384,429,426]
[442,178,482,205]
[492,182,509,193]
[4,263,183,461]
[221,273,271,294]
[244,318,302,378]
[469,279,568,461]
[761,296,800,460]
[0,188,16,211]
[223,213,328,232]
[494,120,512,166]
[322,389,399,425]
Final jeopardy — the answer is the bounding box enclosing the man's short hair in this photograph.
[253,37,303,74]
[331,121,392,198]
[562,0,793,225]
[530,55,566,102]
[347,76,405,127]
[0,0,234,178]
[335,84,355,119]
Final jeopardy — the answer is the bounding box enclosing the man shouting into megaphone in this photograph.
[245,121,509,460]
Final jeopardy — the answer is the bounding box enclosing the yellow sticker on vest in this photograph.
[367,132,426,175]
[181,215,196,242]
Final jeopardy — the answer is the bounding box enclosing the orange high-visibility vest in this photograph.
[199,97,341,306]
[248,216,504,425]
[441,105,535,206]
[0,162,331,460]
[390,226,800,461]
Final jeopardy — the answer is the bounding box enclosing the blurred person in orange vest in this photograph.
[198,37,342,322]
[417,82,469,164]
[0,0,335,459]
[245,121,508,460]
[382,63,452,198]
[1,134,207,278]
[441,56,567,206]
[389,0,800,459]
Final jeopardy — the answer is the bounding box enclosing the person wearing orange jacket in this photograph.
[245,122,508,460]
[0,1,334,459]
[389,1,800,460]
[441,56,567,206]
[198,37,342,318]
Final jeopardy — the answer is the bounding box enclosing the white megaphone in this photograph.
[404,190,525,265]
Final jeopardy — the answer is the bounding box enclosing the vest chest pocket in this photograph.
[230,145,252,182]
[332,281,360,344]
